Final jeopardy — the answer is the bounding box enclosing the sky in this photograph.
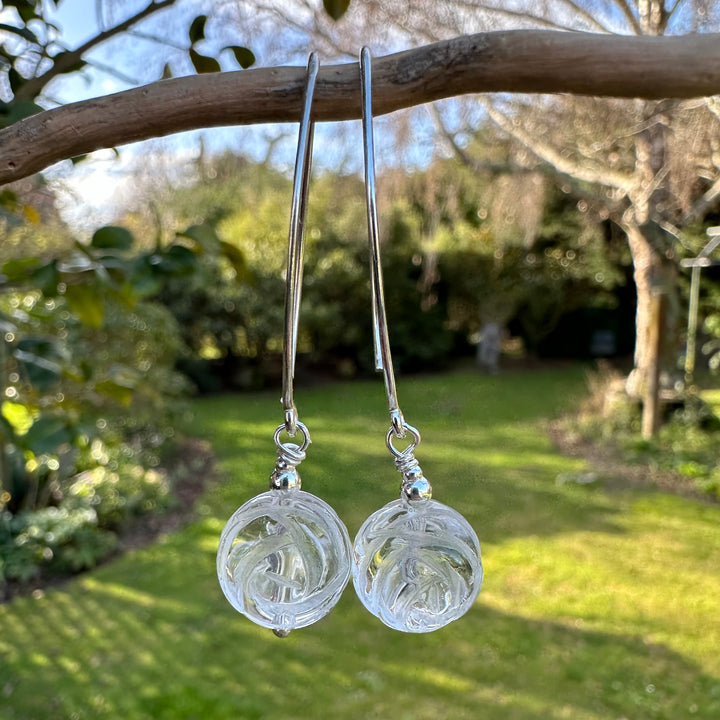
[29,0,437,232]
[42,0,277,229]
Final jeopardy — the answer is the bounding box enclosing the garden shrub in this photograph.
[0,506,115,583]
[67,458,170,529]
[0,454,171,584]
[563,363,720,496]
[0,243,191,587]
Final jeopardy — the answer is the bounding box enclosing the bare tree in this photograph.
[222,0,720,437]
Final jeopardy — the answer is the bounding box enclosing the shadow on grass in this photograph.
[2,558,718,720]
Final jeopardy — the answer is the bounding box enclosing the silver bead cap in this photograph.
[401,466,433,503]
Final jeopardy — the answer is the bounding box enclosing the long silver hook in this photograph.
[360,46,406,438]
[282,52,318,435]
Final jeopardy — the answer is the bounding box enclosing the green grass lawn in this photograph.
[2,366,720,720]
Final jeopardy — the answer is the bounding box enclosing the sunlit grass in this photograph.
[2,366,720,719]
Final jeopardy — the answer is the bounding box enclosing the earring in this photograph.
[352,47,483,633]
[216,53,351,638]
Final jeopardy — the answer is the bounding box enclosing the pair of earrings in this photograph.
[216,49,483,636]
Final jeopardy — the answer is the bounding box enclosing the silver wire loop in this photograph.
[282,52,319,435]
[385,422,421,460]
[360,46,406,432]
[274,421,311,465]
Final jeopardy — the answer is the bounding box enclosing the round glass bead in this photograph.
[217,488,351,633]
[352,498,482,633]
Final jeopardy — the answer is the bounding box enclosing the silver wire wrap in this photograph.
[281,52,318,437]
[386,422,431,501]
[386,423,421,468]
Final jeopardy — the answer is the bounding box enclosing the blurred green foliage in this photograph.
[137,152,627,389]
[0,222,207,585]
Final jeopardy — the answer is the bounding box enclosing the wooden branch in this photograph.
[2,29,720,185]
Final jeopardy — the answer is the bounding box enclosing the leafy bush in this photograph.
[134,153,631,386]
[0,453,170,584]
[0,506,116,582]
[153,169,456,386]
[302,210,454,376]
[0,225,201,587]
[68,452,170,528]
[65,297,192,436]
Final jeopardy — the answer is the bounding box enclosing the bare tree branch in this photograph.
[429,104,541,176]
[452,1,591,33]
[83,57,139,86]
[666,0,685,23]
[636,163,671,210]
[95,0,106,32]
[609,0,642,34]
[14,0,177,102]
[430,102,627,214]
[127,29,187,53]
[429,105,481,170]
[706,96,720,124]
[481,100,636,193]
[238,0,353,59]
[1,30,720,185]
[681,173,720,225]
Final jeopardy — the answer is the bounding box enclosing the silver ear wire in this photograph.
[360,46,407,439]
[282,52,318,436]
[360,46,429,500]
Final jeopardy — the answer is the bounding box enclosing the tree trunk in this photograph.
[641,291,664,439]
[623,96,675,437]
[623,222,675,436]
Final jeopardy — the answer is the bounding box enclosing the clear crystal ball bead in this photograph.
[352,498,482,633]
[217,488,351,633]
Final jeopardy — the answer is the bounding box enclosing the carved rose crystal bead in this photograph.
[352,498,482,633]
[217,488,351,634]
